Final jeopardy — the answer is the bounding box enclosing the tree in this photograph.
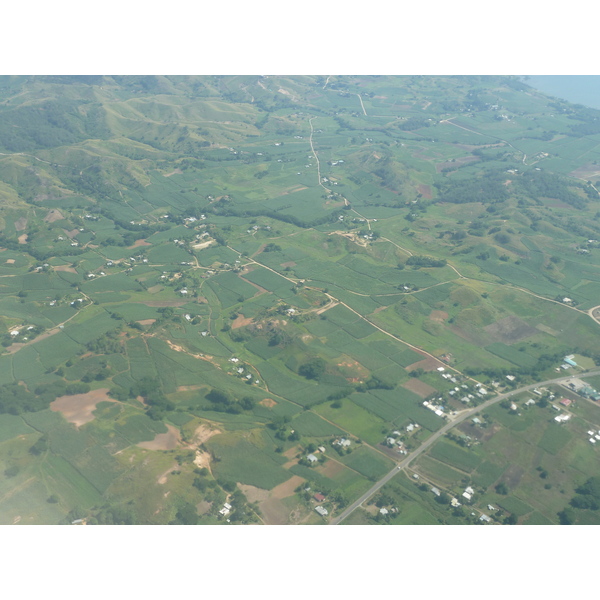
[495,482,509,495]
[175,503,199,525]
[298,357,326,380]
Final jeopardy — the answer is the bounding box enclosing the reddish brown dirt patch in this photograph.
[406,355,444,372]
[15,217,28,231]
[429,310,449,323]
[138,424,181,450]
[5,259,15,264]
[260,398,277,408]
[271,475,305,499]
[50,388,116,427]
[44,209,64,223]
[136,319,156,325]
[260,498,294,524]
[417,184,433,199]
[402,378,438,399]
[232,314,253,329]
[238,483,270,503]
[435,156,479,173]
[177,385,205,392]
[283,445,300,459]
[54,265,77,273]
[18,234,28,244]
[317,459,344,478]
[130,239,151,248]
[280,261,297,268]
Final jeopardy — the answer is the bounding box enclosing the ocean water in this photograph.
[524,75,600,110]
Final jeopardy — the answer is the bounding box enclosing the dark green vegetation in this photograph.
[1,75,600,524]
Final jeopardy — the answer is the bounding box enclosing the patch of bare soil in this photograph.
[44,209,64,223]
[280,185,308,196]
[18,234,28,244]
[193,450,212,470]
[136,319,156,325]
[14,217,28,231]
[271,475,305,499]
[429,310,449,323]
[501,464,524,489]
[405,354,439,372]
[64,228,79,239]
[192,240,214,250]
[191,423,222,445]
[484,316,538,345]
[417,184,433,199]
[130,239,151,248]
[435,156,479,173]
[232,314,253,329]
[238,483,270,503]
[138,424,181,450]
[196,500,212,515]
[317,460,344,478]
[402,378,438,398]
[177,385,204,392]
[258,497,291,525]
[164,169,183,177]
[570,163,600,180]
[54,265,77,273]
[50,388,116,427]
[259,398,277,408]
[5,259,15,264]
[283,445,299,459]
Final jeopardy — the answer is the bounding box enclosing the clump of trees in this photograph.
[205,389,255,414]
[406,255,447,268]
[298,357,326,380]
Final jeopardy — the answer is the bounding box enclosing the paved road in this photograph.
[330,370,600,524]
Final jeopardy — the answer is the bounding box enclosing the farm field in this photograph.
[1,75,600,525]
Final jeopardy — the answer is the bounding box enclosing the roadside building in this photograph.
[315,506,328,517]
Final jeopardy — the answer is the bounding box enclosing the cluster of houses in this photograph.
[219,502,232,521]
[422,399,446,418]
[384,430,408,454]
[587,430,600,445]
[313,492,328,517]
[563,377,600,402]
